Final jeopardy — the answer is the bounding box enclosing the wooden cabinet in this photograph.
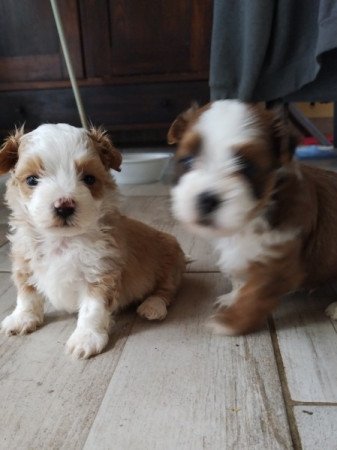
[80,0,211,78]
[0,0,82,82]
[0,0,212,143]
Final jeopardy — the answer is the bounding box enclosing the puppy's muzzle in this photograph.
[54,198,76,219]
[197,191,221,217]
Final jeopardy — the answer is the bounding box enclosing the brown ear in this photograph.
[167,103,199,145]
[270,108,298,164]
[0,126,24,175]
[88,126,122,172]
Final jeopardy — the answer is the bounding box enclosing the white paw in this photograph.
[207,317,237,336]
[66,328,109,359]
[184,254,195,264]
[137,296,168,321]
[214,292,235,309]
[1,311,43,336]
[325,302,337,320]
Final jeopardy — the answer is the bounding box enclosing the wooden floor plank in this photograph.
[0,242,10,272]
[0,190,9,247]
[294,406,337,450]
[0,224,7,247]
[0,273,135,450]
[273,292,337,403]
[84,273,292,450]
[0,272,13,298]
[120,196,218,273]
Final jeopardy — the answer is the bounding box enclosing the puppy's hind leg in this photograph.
[137,295,168,321]
[325,302,337,320]
[137,277,178,321]
[211,248,303,335]
[214,278,244,309]
[210,286,279,335]
[137,256,185,321]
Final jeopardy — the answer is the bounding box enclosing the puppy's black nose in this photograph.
[55,206,75,218]
[54,198,76,219]
[197,191,221,216]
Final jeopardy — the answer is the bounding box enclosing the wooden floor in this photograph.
[0,178,336,450]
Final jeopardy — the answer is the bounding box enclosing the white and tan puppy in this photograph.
[0,124,185,358]
[169,100,337,335]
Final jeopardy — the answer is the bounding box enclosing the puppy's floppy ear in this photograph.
[270,107,298,165]
[88,126,122,172]
[0,126,24,175]
[167,102,199,145]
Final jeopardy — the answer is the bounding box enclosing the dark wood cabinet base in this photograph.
[0,80,209,144]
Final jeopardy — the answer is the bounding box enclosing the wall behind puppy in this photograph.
[0,0,212,145]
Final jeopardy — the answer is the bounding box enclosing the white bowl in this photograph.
[114,152,172,184]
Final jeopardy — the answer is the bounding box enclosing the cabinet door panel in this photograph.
[81,0,212,78]
[0,0,83,82]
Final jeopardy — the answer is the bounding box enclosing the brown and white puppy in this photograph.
[169,100,337,335]
[0,124,185,358]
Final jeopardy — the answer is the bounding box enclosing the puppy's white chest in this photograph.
[32,247,84,312]
[215,225,297,277]
[215,233,261,276]
[30,238,104,313]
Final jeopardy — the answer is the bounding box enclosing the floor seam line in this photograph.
[291,401,337,407]
[80,315,137,448]
[268,317,303,450]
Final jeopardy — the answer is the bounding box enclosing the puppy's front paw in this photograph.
[214,292,235,309]
[137,296,167,321]
[66,328,109,359]
[325,302,337,320]
[1,311,43,336]
[207,315,238,336]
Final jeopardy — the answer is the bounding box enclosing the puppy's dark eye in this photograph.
[83,174,96,185]
[240,159,257,179]
[236,154,259,180]
[237,155,266,198]
[26,175,39,186]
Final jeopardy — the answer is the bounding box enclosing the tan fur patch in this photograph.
[11,252,36,296]
[120,216,185,306]
[87,127,122,172]
[92,214,186,313]
[234,141,276,171]
[76,156,112,200]
[175,131,202,161]
[167,103,210,146]
[248,104,299,165]
[89,270,122,312]
[15,155,45,198]
[0,126,24,175]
